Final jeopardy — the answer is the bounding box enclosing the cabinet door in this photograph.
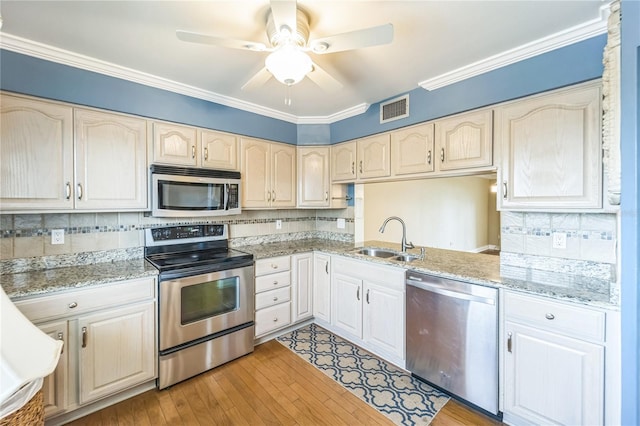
[313,253,331,323]
[38,320,68,418]
[291,253,313,323]
[74,109,148,210]
[78,301,155,405]
[436,109,493,171]
[241,138,271,208]
[363,282,404,360]
[297,146,330,207]
[391,122,435,176]
[200,129,239,170]
[497,83,602,210]
[332,272,363,338]
[271,143,296,208]
[152,122,197,166]
[0,95,74,210]
[331,141,357,182]
[504,321,604,425]
[357,134,391,179]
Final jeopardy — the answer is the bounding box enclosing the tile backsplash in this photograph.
[0,208,355,260]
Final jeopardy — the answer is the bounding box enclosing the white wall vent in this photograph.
[380,95,409,123]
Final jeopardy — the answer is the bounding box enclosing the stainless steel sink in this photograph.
[392,253,419,262]
[356,248,397,258]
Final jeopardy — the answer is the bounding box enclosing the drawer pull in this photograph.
[273,317,278,322]
[545,313,555,320]
[273,297,278,302]
[273,281,278,286]
[68,302,78,309]
[271,264,278,269]
[81,326,87,348]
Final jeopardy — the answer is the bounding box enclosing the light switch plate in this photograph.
[552,232,567,249]
[275,220,282,230]
[51,229,65,245]
[337,218,346,229]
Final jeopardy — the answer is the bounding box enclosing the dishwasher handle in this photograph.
[406,277,496,305]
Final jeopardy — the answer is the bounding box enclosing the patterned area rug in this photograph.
[276,324,450,425]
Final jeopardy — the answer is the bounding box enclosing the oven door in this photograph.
[159,265,254,351]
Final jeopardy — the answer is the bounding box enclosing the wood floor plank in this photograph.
[64,339,502,426]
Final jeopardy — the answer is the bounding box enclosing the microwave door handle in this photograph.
[224,184,230,210]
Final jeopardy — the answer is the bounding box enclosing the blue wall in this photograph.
[330,35,607,143]
[0,50,298,144]
[620,1,640,424]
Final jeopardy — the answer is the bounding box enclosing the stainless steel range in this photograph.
[145,224,254,389]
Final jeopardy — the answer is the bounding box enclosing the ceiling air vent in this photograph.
[380,95,409,124]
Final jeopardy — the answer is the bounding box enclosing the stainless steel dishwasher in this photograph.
[406,271,499,416]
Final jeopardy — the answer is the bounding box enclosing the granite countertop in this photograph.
[1,258,158,299]
[1,238,615,309]
[237,239,615,308]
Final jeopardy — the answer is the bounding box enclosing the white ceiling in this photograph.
[0,1,608,123]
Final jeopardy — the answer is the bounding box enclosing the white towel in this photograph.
[0,287,63,416]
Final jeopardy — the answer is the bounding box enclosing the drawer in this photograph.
[14,277,156,323]
[256,287,290,310]
[255,270,291,293]
[255,256,291,276]
[255,302,291,337]
[505,291,605,342]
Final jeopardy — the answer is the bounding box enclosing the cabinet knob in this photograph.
[68,302,78,309]
[545,313,555,320]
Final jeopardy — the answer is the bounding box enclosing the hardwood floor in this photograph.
[67,340,502,426]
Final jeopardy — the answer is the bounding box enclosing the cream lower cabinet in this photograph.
[254,256,292,337]
[241,138,296,208]
[312,253,331,324]
[13,277,157,421]
[330,255,405,366]
[497,81,602,210]
[291,253,313,323]
[503,291,607,426]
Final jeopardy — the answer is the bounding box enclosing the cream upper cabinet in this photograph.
[0,94,74,210]
[435,108,493,171]
[241,138,296,209]
[152,122,198,166]
[331,141,357,182]
[357,133,391,179]
[0,94,148,212]
[497,81,602,210]
[74,109,148,210]
[297,146,330,207]
[200,129,239,170]
[391,122,435,176]
[331,135,391,182]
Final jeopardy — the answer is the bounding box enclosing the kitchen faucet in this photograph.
[378,216,415,253]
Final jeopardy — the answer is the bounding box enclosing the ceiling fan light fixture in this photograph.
[265,44,312,86]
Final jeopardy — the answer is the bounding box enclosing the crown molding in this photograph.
[418,4,609,91]
[0,32,369,124]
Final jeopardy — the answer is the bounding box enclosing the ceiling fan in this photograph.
[176,0,393,92]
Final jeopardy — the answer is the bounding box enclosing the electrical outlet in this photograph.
[337,218,346,229]
[552,232,567,249]
[275,220,282,230]
[51,229,65,245]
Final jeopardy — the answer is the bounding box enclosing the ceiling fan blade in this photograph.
[270,0,297,34]
[176,30,267,51]
[309,23,394,54]
[306,62,343,92]
[241,67,273,91]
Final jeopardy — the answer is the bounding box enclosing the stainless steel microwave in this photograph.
[150,165,241,217]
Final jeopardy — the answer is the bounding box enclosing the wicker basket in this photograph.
[0,390,44,426]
